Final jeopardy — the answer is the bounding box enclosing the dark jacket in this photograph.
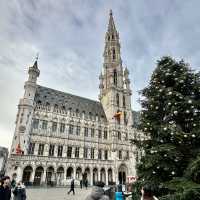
[70,179,75,189]
[13,186,26,200]
[0,185,11,200]
[85,186,109,200]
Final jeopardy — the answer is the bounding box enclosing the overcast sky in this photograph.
[0,0,200,148]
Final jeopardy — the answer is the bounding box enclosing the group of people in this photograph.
[0,176,26,200]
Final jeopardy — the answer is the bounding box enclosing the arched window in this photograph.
[116,93,119,107]
[124,111,127,125]
[123,95,126,108]
[113,70,117,86]
[76,109,79,117]
[108,35,110,41]
[112,34,114,40]
[112,48,116,60]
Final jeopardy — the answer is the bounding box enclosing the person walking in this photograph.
[68,178,75,195]
[80,179,83,189]
[13,181,26,200]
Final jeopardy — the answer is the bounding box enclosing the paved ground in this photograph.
[26,187,92,200]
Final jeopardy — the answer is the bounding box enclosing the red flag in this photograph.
[16,144,22,155]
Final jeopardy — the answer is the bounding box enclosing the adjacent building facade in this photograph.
[6,11,139,186]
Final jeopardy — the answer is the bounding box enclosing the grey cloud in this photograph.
[0,0,200,147]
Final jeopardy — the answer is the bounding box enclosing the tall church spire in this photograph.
[108,9,116,32]
[103,10,121,66]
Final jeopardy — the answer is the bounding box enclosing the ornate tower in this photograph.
[11,59,40,155]
[99,10,133,127]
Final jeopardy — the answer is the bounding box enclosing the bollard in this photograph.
[115,191,123,200]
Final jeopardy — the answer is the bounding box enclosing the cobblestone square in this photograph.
[26,187,92,200]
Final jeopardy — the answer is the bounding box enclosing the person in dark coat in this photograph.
[80,179,83,189]
[85,179,88,189]
[13,182,26,200]
[0,176,11,200]
[68,178,75,195]
[85,181,109,200]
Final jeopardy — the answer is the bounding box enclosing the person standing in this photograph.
[0,176,11,200]
[68,178,75,195]
[85,179,88,189]
[80,179,83,189]
[13,182,26,200]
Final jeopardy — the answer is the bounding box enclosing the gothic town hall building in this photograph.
[6,11,140,186]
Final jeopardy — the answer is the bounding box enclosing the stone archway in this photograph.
[83,167,90,186]
[100,168,106,184]
[108,168,113,184]
[66,167,73,179]
[46,166,55,186]
[93,168,98,185]
[34,166,44,186]
[118,164,127,184]
[57,166,64,185]
[22,166,33,185]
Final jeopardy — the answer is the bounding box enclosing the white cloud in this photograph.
[0,0,200,148]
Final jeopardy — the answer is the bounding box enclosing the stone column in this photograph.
[42,168,47,185]
[98,170,101,181]
[106,169,108,185]
[90,170,93,186]
[73,168,76,179]
[16,166,23,182]
[34,143,39,155]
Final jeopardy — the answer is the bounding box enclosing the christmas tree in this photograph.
[133,56,200,199]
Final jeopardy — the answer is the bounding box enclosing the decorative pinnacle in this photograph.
[109,9,112,16]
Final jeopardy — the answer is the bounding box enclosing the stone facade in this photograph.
[6,11,140,186]
[0,146,8,177]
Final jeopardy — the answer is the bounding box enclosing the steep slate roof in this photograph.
[34,85,107,120]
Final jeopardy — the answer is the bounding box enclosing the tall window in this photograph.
[69,124,74,134]
[104,130,108,139]
[67,146,72,158]
[57,145,63,157]
[38,144,44,155]
[33,119,39,129]
[124,112,127,125]
[28,143,35,154]
[84,127,88,137]
[49,144,55,156]
[60,123,65,133]
[84,148,88,158]
[114,70,117,86]
[116,93,119,106]
[112,48,116,60]
[91,148,95,159]
[76,126,80,135]
[119,150,122,159]
[98,130,102,139]
[123,95,126,108]
[91,128,95,137]
[118,131,121,140]
[125,132,128,141]
[98,149,102,160]
[42,120,47,130]
[104,150,108,160]
[52,122,57,132]
[126,151,129,159]
[75,147,79,158]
